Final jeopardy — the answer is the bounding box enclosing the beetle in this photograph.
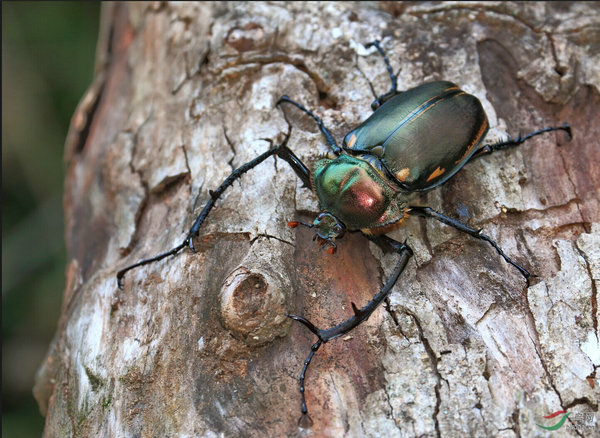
[116,40,571,424]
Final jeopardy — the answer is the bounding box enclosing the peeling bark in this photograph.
[35,2,600,437]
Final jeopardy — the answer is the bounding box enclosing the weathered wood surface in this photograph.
[35,2,599,436]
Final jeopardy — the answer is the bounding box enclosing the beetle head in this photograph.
[288,212,345,254]
[313,212,346,241]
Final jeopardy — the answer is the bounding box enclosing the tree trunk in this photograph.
[35,2,599,436]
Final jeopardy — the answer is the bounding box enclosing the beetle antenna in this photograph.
[288,220,314,229]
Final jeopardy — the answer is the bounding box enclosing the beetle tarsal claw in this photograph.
[286,313,322,337]
[187,237,196,253]
[298,413,314,428]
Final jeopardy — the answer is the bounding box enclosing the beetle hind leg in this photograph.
[365,40,398,110]
[287,238,412,421]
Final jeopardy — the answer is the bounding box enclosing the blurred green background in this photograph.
[2,2,101,436]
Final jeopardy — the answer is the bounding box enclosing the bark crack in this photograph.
[383,298,400,327]
[171,51,190,95]
[525,327,568,410]
[381,381,401,431]
[328,370,350,434]
[511,406,521,437]
[475,302,498,326]
[65,3,115,161]
[181,143,192,179]
[222,125,237,173]
[546,33,567,78]
[119,113,153,255]
[555,136,589,231]
[464,343,488,432]
[383,299,411,343]
[214,53,335,104]
[484,198,581,222]
[574,241,598,337]
[417,213,435,259]
[522,240,598,437]
[72,79,106,157]
[564,396,598,410]
[401,308,444,438]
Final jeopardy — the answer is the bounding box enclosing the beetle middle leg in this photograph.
[407,206,531,284]
[277,96,341,155]
[288,235,412,424]
[468,123,572,162]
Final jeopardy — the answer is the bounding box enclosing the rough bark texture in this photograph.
[34,2,600,437]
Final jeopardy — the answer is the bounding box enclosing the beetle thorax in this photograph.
[311,154,408,233]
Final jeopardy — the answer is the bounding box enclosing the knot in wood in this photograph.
[220,266,289,346]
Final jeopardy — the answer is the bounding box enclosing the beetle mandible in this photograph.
[116,40,571,424]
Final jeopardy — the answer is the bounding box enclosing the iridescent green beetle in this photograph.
[117,41,571,424]
[309,80,489,240]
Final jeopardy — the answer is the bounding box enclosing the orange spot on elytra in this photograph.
[347,134,357,149]
[327,247,336,255]
[426,166,445,182]
[396,168,410,182]
[288,221,299,228]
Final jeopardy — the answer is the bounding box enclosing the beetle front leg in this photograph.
[116,135,312,288]
[468,123,572,163]
[408,206,531,284]
[287,238,412,424]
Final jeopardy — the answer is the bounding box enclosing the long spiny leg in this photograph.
[277,96,341,155]
[468,123,572,163]
[365,40,398,110]
[288,237,412,423]
[294,339,322,427]
[117,135,311,288]
[408,206,531,285]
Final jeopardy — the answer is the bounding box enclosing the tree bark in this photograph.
[35,2,599,436]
